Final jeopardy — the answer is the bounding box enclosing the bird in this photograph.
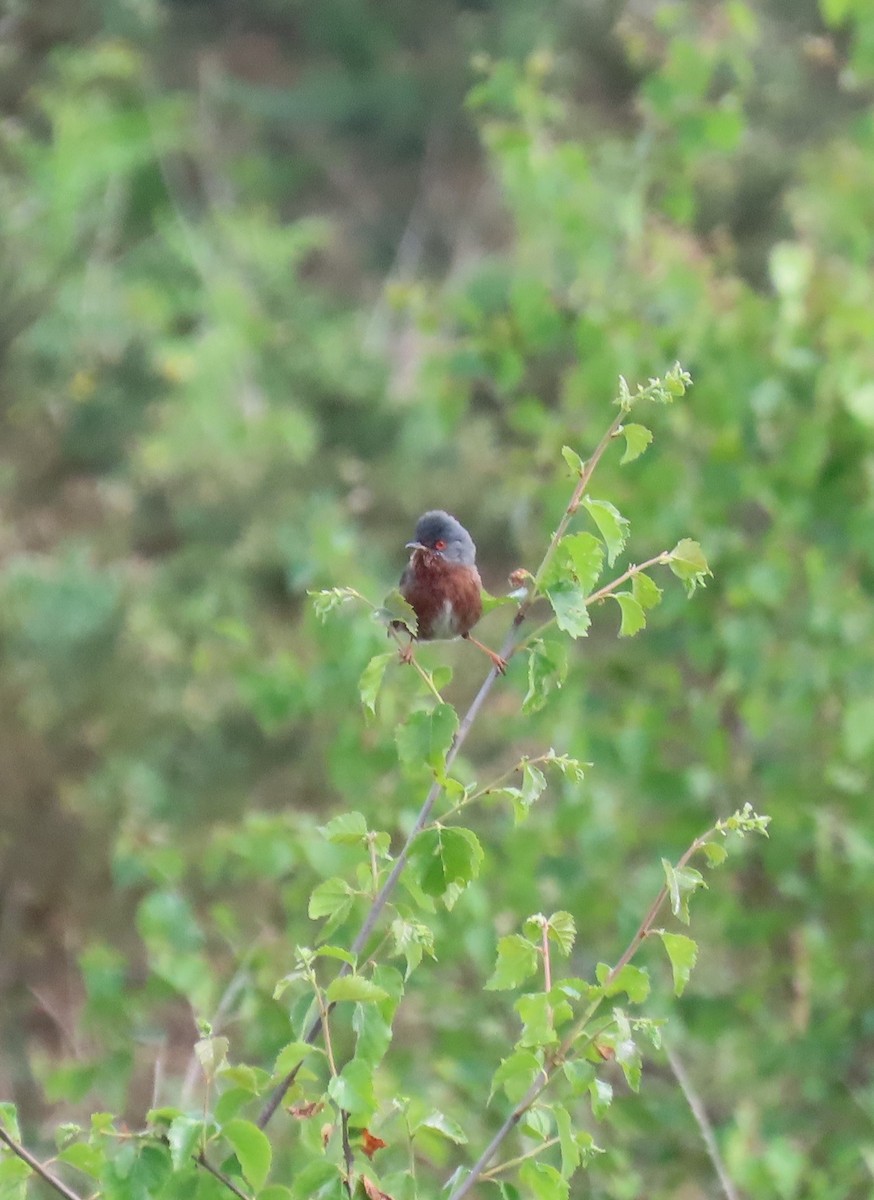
[398,510,507,674]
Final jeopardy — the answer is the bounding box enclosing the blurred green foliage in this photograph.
[2,0,874,1197]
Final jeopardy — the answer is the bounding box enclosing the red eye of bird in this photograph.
[435,539,446,551]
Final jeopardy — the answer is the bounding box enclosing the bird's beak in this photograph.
[406,541,427,551]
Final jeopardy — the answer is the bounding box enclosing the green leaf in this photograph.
[0,1104,20,1140]
[359,653,393,716]
[167,1116,204,1170]
[308,877,353,921]
[519,1159,569,1200]
[589,1076,613,1119]
[328,1058,376,1120]
[374,587,418,635]
[668,539,711,595]
[395,704,458,775]
[612,592,646,637]
[352,992,393,1067]
[547,912,576,956]
[520,1104,552,1141]
[546,752,588,782]
[320,812,369,844]
[481,589,517,614]
[521,761,547,808]
[545,581,590,638]
[290,1160,340,1200]
[194,1035,228,1077]
[596,962,650,1003]
[310,588,360,622]
[549,532,604,592]
[553,1103,580,1179]
[486,934,540,990]
[561,445,584,476]
[632,571,662,611]
[659,932,699,996]
[620,423,653,464]
[561,1059,595,1096]
[701,841,728,868]
[390,918,435,979]
[662,859,707,924]
[411,827,483,897]
[260,1188,295,1200]
[491,1049,543,1103]
[416,1111,469,1144]
[516,992,557,1047]
[326,976,390,1004]
[523,637,568,714]
[223,1119,272,1193]
[57,1142,104,1179]
[313,944,357,965]
[581,497,629,566]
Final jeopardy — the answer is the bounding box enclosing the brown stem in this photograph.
[585,553,671,607]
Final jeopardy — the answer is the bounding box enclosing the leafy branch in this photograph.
[446,804,770,1200]
[260,365,701,1134]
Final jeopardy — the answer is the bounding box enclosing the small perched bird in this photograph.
[398,510,507,674]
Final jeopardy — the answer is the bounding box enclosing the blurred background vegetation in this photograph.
[2,0,874,1196]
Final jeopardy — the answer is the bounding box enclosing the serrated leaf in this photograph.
[57,1142,103,1179]
[701,841,728,868]
[327,1058,375,1120]
[272,1041,313,1079]
[596,962,650,1003]
[326,976,389,1004]
[521,762,547,808]
[359,653,393,716]
[614,1034,642,1092]
[520,1104,552,1141]
[374,588,417,635]
[320,812,368,844]
[581,497,629,566]
[524,637,568,714]
[390,918,435,979]
[416,1111,468,1144]
[620,423,653,464]
[519,1159,568,1200]
[395,704,458,775]
[547,912,576,956]
[561,1059,595,1095]
[310,588,360,622]
[659,932,699,996]
[491,1050,544,1103]
[545,581,590,638]
[668,539,711,595]
[516,993,557,1048]
[632,572,662,611]
[561,445,585,476]
[613,592,646,637]
[410,827,483,897]
[553,1103,580,1179]
[589,1076,613,1118]
[662,859,707,924]
[308,877,353,921]
[481,590,516,614]
[486,934,539,990]
[548,532,604,592]
[223,1119,272,1193]
[194,1036,228,1077]
[167,1116,203,1170]
[546,752,588,782]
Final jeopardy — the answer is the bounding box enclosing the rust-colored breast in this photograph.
[399,551,483,641]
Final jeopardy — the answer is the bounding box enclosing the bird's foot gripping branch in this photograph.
[0,365,771,1200]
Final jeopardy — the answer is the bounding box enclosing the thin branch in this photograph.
[585,553,671,606]
[481,1136,560,1179]
[663,1041,741,1200]
[340,1112,355,1197]
[0,1127,84,1200]
[196,1151,252,1200]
